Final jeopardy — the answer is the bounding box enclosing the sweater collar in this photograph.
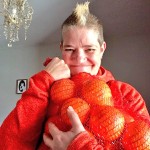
[95,66,115,82]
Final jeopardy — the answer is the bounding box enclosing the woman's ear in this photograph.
[101,41,106,52]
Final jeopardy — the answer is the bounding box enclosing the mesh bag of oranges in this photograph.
[45,72,150,150]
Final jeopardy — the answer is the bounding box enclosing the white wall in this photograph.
[0,45,41,124]
[38,43,62,70]
[103,34,150,110]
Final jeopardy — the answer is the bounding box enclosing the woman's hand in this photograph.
[43,106,86,150]
[44,57,70,80]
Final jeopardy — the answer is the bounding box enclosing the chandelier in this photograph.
[0,0,33,47]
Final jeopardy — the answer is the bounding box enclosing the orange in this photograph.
[61,97,90,126]
[71,72,93,87]
[50,79,76,104]
[122,119,150,150]
[71,72,93,96]
[89,105,125,141]
[81,78,113,106]
[104,138,124,150]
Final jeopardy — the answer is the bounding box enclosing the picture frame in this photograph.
[16,79,28,94]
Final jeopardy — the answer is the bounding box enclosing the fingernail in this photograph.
[68,106,73,111]
[68,106,74,111]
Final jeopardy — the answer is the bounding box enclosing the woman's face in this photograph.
[60,26,106,76]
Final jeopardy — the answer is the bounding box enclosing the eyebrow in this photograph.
[63,45,73,48]
[83,45,98,48]
[63,44,98,48]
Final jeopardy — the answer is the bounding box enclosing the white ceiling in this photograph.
[0,0,150,48]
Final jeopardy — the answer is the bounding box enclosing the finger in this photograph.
[67,106,85,131]
[48,122,61,137]
[43,134,53,148]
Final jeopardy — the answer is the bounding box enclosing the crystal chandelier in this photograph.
[0,0,33,47]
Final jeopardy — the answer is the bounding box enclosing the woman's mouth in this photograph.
[70,65,92,75]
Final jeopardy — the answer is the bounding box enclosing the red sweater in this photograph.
[0,67,149,150]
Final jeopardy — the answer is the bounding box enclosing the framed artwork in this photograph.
[16,79,28,94]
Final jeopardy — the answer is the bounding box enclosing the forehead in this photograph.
[62,26,99,45]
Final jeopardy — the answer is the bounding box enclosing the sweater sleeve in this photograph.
[107,80,150,122]
[0,70,55,150]
[67,132,104,150]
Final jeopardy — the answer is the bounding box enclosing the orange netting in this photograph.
[45,72,150,150]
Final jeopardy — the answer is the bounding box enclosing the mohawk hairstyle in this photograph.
[61,1,104,45]
[74,1,90,25]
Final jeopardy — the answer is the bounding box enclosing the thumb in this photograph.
[67,106,85,132]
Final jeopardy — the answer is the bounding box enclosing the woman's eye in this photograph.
[86,49,95,52]
[65,49,74,52]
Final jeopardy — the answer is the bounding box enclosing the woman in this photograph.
[0,2,149,150]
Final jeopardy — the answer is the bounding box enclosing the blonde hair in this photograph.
[61,1,104,45]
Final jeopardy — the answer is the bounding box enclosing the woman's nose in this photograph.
[75,49,87,63]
